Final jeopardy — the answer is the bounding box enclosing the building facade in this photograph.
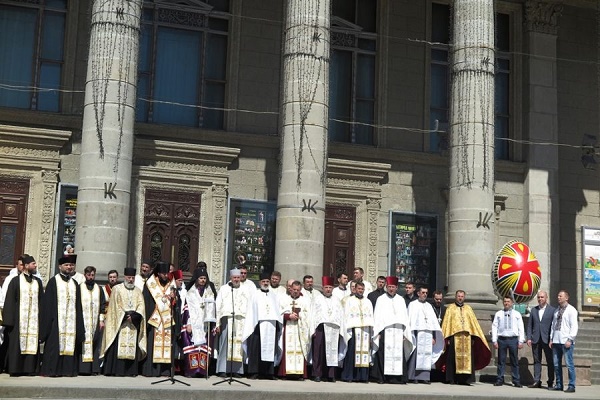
[0,0,599,314]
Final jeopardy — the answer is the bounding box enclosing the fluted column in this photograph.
[275,0,331,280]
[76,0,142,276]
[447,0,497,310]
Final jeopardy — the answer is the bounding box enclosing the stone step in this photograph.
[572,341,599,350]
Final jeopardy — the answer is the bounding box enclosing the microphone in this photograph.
[228,281,233,287]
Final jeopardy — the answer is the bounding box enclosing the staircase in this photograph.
[576,319,600,385]
[478,317,600,385]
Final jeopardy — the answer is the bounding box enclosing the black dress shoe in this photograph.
[528,381,542,388]
[248,374,258,380]
[514,383,523,388]
[549,386,563,391]
[565,386,576,393]
[217,372,227,378]
[311,377,321,382]
[494,381,503,386]
[421,380,431,384]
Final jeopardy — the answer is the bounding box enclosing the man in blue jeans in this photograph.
[491,296,525,387]
[549,290,578,393]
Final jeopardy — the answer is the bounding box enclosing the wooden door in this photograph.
[142,189,200,275]
[323,206,355,278]
[0,179,29,284]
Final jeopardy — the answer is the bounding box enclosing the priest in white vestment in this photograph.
[215,268,250,377]
[242,272,282,379]
[277,280,312,379]
[341,281,374,383]
[371,276,414,384]
[310,276,345,382]
[407,286,443,383]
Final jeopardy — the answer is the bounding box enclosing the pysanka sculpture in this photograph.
[492,240,542,303]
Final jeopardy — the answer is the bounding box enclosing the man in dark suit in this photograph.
[526,290,555,388]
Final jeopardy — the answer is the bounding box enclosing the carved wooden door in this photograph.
[142,189,200,274]
[323,206,355,278]
[0,179,29,283]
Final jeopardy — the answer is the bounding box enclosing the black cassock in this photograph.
[2,274,43,376]
[40,274,85,377]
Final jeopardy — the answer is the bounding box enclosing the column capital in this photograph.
[525,1,564,35]
[211,184,228,198]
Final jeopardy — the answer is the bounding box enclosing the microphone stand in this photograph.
[213,283,250,387]
[152,287,190,386]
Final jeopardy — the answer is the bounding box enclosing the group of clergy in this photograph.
[0,255,491,384]
[201,268,491,385]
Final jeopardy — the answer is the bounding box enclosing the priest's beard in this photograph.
[158,277,169,286]
[260,283,270,291]
[124,282,135,290]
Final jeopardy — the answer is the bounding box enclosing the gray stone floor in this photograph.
[0,374,596,400]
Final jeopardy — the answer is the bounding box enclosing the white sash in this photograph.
[18,274,39,354]
[415,330,433,370]
[80,283,101,362]
[353,327,370,368]
[259,320,276,362]
[323,323,340,366]
[383,325,404,375]
[56,277,77,356]
[285,320,305,374]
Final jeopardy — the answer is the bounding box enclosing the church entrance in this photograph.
[141,189,200,275]
[0,179,29,282]
[323,205,355,279]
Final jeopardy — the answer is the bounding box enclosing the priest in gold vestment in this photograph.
[100,267,146,376]
[436,290,491,385]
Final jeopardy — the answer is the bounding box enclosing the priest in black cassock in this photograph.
[40,254,85,377]
[78,265,107,375]
[1,255,43,376]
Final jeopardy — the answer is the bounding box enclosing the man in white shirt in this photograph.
[134,260,152,291]
[332,272,349,301]
[549,290,578,393]
[301,275,322,304]
[352,267,372,295]
[492,296,525,388]
[270,271,287,297]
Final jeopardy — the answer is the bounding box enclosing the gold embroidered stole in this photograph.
[80,283,100,362]
[56,276,77,356]
[146,277,173,363]
[18,274,39,354]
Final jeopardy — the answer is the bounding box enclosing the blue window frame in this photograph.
[136,0,229,129]
[330,0,377,145]
[0,0,66,112]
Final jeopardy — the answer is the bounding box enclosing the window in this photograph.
[329,0,377,145]
[389,212,438,291]
[137,0,229,129]
[0,0,66,112]
[429,2,512,160]
[429,3,451,152]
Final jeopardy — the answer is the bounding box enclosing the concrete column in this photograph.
[447,0,497,310]
[275,0,330,280]
[523,1,563,299]
[76,0,142,276]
